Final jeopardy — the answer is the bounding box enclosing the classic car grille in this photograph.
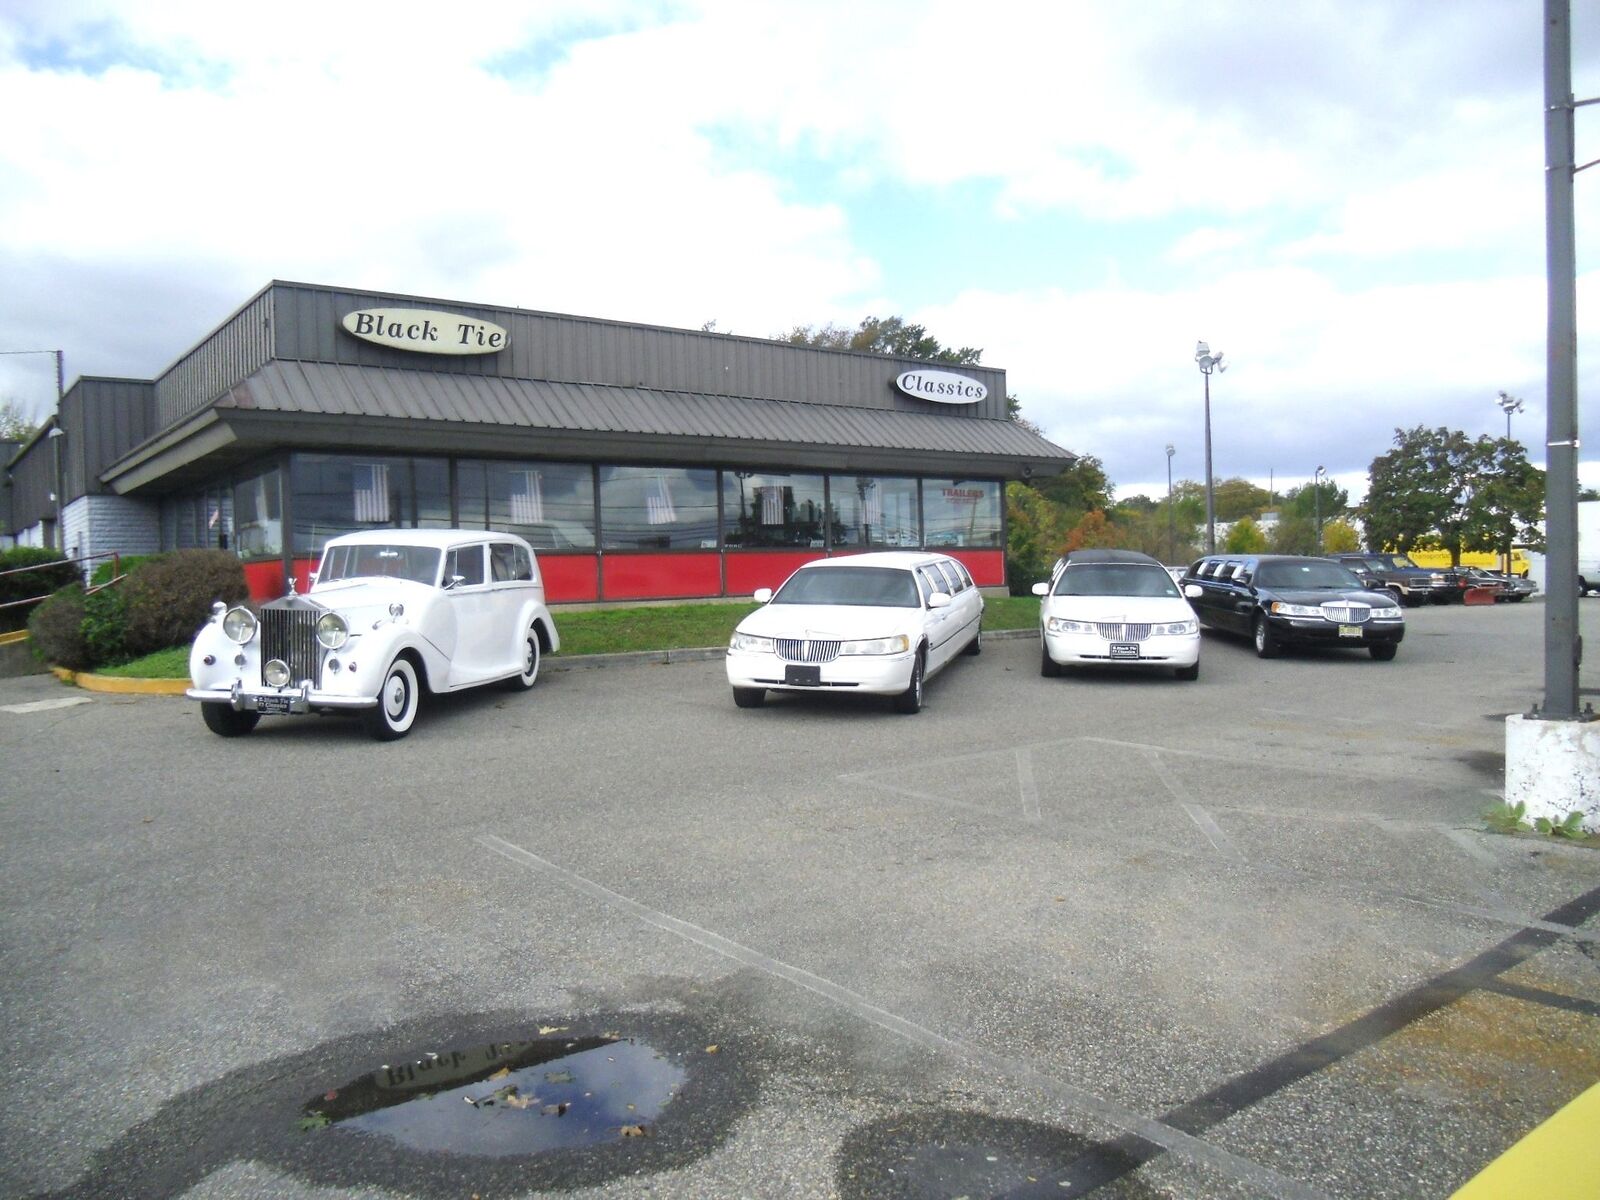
[261,607,322,686]
[1094,622,1152,642]
[776,638,842,663]
[1321,605,1370,624]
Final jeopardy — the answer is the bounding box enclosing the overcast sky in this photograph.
[1,0,1597,504]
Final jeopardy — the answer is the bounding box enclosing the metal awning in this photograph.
[105,360,1076,493]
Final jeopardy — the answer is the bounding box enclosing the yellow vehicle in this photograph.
[1406,547,1531,577]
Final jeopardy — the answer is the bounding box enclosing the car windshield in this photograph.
[1382,554,1419,569]
[318,543,443,586]
[772,566,920,608]
[1053,564,1179,598]
[1255,560,1364,590]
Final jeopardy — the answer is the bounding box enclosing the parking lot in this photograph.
[3,599,1598,1200]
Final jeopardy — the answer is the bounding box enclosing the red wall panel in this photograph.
[948,548,1005,588]
[539,554,600,603]
[602,553,722,600]
[723,551,818,596]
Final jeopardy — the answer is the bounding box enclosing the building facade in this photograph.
[3,282,1073,601]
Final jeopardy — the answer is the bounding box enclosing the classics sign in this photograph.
[341,308,509,356]
[894,369,987,405]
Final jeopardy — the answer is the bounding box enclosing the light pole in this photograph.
[1195,341,1225,553]
[1313,465,1327,552]
[1497,391,1525,574]
[1165,443,1175,563]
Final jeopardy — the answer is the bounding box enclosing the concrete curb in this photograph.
[45,628,1041,688]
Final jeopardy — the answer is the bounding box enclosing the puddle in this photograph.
[301,1034,687,1157]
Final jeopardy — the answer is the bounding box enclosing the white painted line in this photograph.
[476,834,1332,1200]
[840,774,1004,820]
[1143,747,1241,860]
[0,696,93,714]
[1015,746,1042,824]
[1442,827,1501,866]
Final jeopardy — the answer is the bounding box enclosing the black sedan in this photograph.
[1182,554,1406,660]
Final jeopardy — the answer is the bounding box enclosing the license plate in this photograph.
[255,695,294,714]
[1338,625,1363,638]
[1109,643,1141,660]
[784,665,822,687]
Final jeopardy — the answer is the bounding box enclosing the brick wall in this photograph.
[63,495,161,579]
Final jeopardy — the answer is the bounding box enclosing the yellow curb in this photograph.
[1450,1079,1600,1199]
[50,664,190,694]
[0,630,29,647]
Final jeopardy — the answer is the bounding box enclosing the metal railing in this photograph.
[0,550,126,613]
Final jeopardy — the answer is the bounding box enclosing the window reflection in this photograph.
[233,467,282,558]
[289,454,450,556]
[923,479,1002,548]
[829,475,919,548]
[600,466,718,549]
[722,471,826,548]
[459,460,596,551]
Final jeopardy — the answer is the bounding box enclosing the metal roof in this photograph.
[213,361,1074,463]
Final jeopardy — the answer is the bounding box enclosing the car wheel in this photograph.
[504,624,541,690]
[732,687,765,709]
[963,630,981,656]
[365,657,421,741]
[1370,643,1398,661]
[894,649,925,714]
[200,702,260,737]
[1253,614,1280,659]
[1174,661,1199,681]
[1040,640,1061,678]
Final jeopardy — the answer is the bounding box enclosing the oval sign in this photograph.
[341,308,509,356]
[895,369,988,405]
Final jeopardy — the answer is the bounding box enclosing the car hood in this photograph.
[1041,595,1196,622]
[1264,588,1398,607]
[736,603,918,641]
[307,578,433,624]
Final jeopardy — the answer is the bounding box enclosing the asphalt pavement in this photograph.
[2,599,1598,1199]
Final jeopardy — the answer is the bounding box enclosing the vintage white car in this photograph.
[187,529,560,740]
[725,551,983,714]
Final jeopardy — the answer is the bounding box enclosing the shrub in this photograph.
[0,548,79,633]
[82,584,130,665]
[121,550,249,657]
[89,554,164,588]
[27,584,91,670]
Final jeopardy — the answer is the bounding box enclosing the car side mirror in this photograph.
[928,591,952,609]
[752,587,774,603]
[1184,583,1202,599]
[444,574,466,590]
[1030,582,1049,597]
[307,572,318,588]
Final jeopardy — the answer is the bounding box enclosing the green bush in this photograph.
[82,584,129,665]
[0,548,79,633]
[121,550,249,657]
[26,584,91,670]
[89,553,164,588]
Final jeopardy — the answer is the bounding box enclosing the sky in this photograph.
[1,0,1597,506]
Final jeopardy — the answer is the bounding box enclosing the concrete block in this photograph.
[1505,713,1600,833]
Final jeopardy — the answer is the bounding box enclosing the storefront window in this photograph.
[289,454,450,557]
[459,460,596,551]
[922,479,1002,548]
[721,471,826,549]
[233,467,282,559]
[599,465,718,550]
[828,475,920,548]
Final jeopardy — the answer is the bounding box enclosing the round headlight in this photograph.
[264,659,291,688]
[316,612,349,650]
[222,607,257,644]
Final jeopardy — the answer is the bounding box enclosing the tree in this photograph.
[1322,519,1360,553]
[1269,513,1319,555]
[1224,516,1269,554]
[1031,454,1112,514]
[1065,509,1119,551]
[1282,479,1349,521]
[782,315,982,364]
[0,400,39,443]
[1005,481,1074,593]
[1361,425,1545,562]
[1213,477,1272,522]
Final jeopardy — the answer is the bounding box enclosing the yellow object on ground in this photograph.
[52,666,191,695]
[1450,1079,1600,1199]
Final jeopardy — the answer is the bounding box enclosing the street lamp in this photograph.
[1165,443,1176,563]
[1195,341,1225,553]
[1496,391,1525,573]
[1313,465,1327,552]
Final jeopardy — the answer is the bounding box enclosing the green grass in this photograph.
[80,594,1043,678]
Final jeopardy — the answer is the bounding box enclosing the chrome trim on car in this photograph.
[776,638,842,663]
[1093,622,1152,641]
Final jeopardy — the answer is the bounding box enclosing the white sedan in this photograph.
[187,529,560,740]
[725,551,983,714]
[1033,549,1201,680]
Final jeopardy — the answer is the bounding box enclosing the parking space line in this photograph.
[1142,746,1241,860]
[0,696,93,714]
[838,773,1007,820]
[1015,747,1042,824]
[476,833,1331,1200]
[1442,827,1502,866]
